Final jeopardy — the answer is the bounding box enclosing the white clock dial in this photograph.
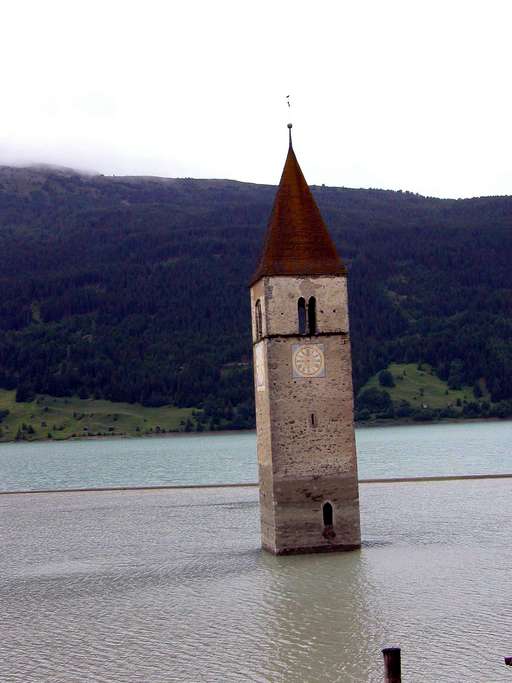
[292,344,325,378]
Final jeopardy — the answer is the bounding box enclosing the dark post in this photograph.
[382,647,401,682]
[505,656,512,666]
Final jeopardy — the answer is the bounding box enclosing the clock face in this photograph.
[255,343,266,391]
[292,344,325,378]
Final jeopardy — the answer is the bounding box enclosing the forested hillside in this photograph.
[0,164,511,429]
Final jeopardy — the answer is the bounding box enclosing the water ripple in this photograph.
[1,482,512,681]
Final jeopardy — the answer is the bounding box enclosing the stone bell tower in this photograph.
[249,125,361,555]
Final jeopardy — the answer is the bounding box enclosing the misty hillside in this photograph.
[0,165,511,428]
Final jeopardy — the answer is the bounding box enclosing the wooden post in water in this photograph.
[382,647,401,682]
[505,656,512,666]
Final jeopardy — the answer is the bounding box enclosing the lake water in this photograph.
[2,480,512,682]
[0,420,511,492]
[2,420,512,682]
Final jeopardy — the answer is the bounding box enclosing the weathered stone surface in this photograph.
[251,274,361,555]
[250,275,349,339]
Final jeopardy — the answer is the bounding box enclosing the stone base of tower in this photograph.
[263,541,361,556]
[259,473,361,556]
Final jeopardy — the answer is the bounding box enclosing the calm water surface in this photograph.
[0,420,511,492]
[2,481,512,682]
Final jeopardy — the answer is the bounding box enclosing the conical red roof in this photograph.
[251,139,346,285]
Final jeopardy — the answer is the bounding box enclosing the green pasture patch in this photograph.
[0,389,195,443]
[360,362,486,410]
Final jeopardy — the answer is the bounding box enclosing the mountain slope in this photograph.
[0,165,511,429]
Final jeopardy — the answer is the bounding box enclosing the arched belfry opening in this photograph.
[298,297,317,335]
[255,299,262,341]
[298,297,306,335]
[308,296,316,335]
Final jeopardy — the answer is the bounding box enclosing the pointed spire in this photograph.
[250,127,346,285]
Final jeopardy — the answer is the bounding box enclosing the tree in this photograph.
[357,388,392,413]
[378,370,395,388]
[1,166,512,432]
[439,406,459,418]
[395,400,413,418]
[462,402,481,418]
[413,408,436,422]
[356,408,371,421]
[448,360,464,390]
[15,383,35,403]
[490,401,512,419]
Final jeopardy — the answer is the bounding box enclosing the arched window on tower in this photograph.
[298,297,306,335]
[255,299,262,341]
[322,501,335,540]
[308,297,316,335]
[322,501,333,527]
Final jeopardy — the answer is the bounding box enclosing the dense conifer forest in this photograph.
[0,165,511,430]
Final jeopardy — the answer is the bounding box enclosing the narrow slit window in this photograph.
[298,297,306,335]
[322,502,333,527]
[310,413,317,428]
[308,297,316,335]
[255,300,262,340]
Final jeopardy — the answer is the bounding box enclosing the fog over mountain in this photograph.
[2,1,512,198]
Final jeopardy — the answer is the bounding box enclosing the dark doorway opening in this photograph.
[322,501,333,526]
[322,502,336,540]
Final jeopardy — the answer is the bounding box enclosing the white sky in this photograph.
[1,0,511,198]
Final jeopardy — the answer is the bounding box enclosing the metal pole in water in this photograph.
[382,647,401,682]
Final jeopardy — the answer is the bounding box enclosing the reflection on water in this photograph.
[0,419,511,492]
[259,552,375,682]
[2,480,512,682]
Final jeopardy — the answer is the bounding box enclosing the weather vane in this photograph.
[285,95,292,145]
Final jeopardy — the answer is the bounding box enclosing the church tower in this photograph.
[250,125,361,555]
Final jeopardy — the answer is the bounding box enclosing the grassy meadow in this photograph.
[355,362,501,425]
[0,363,498,443]
[360,362,483,410]
[0,390,196,443]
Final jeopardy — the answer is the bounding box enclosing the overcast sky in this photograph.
[1,0,510,198]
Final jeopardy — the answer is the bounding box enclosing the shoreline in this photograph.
[1,415,511,445]
[355,415,512,429]
[2,472,512,496]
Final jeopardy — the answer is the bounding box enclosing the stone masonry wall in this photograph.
[250,275,360,554]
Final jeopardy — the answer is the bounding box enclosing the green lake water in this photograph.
[0,420,511,492]
[1,420,511,681]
